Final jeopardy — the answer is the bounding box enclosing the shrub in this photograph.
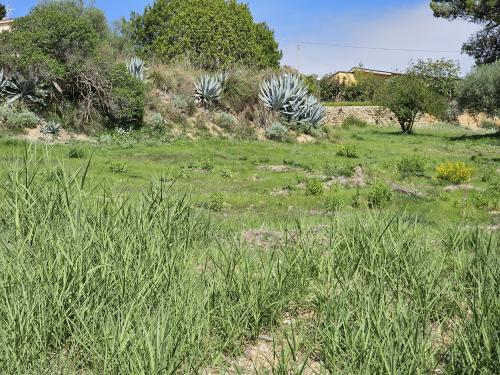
[456,61,500,118]
[200,158,214,171]
[375,75,446,133]
[172,95,197,116]
[480,120,498,131]
[107,64,145,128]
[368,181,393,208]
[109,161,127,174]
[1,109,40,130]
[215,112,238,132]
[397,156,426,178]
[436,162,472,184]
[342,115,368,128]
[67,148,85,159]
[324,162,355,178]
[220,168,232,179]
[325,193,342,212]
[221,68,260,113]
[266,122,288,142]
[306,177,325,196]
[206,192,224,212]
[337,144,359,158]
[148,113,167,133]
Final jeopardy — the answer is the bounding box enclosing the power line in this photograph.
[286,40,463,54]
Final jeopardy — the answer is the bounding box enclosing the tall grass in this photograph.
[0,146,497,373]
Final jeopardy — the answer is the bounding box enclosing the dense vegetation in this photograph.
[129,0,282,70]
[0,125,498,373]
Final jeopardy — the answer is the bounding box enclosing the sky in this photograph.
[8,0,480,76]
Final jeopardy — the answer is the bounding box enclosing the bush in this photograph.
[266,122,288,142]
[67,148,86,159]
[109,161,127,174]
[206,192,224,212]
[306,177,325,196]
[172,95,197,116]
[342,115,368,128]
[215,112,238,132]
[436,162,472,184]
[337,144,359,158]
[220,168,232,179]
[407,58,460,99]
[397,156,426,178]
[221,68,260,113]
[375,75,446,133]
[107,64,145,128]
[368,181,393,208]
[325,193,342,212]
[456,61,500,118]
[0,108,40,131]
[324,162,355,178]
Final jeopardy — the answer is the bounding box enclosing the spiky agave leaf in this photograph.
[292,94,326,128]
[259,75,308,117]
[41,120,60,136]
[127,57,148,82]
[194,74,222,107]
[2,74,48,106]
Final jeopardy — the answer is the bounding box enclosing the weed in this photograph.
[109,161,127,174]
[397,156,426,178]
[325,192,342,212]
[342,115,368,128]
[207,192,225,211]
[436,162,472,184]
[367,181,393,208]
[67,148,85,159]
[305,177,324,196]
[337,144,359,158]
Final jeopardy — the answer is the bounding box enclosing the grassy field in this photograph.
[0,124,498,373]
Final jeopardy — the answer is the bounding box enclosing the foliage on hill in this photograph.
[430,0,500,64]
[129,0,282,70]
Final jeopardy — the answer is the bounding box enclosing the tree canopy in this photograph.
[130,0,282,70]
[456,61,500,118]
[430,0,500,64]
[407,58,460,99]
[0,3,5,20]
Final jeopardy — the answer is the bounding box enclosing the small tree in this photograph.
[407,58,461,99]
[456,61,500,119]
[375,75,446,134]
[0,3,6,20]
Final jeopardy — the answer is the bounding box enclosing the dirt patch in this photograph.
[444,184,484,192]
[258,165,296,173]
[325,166,366,188]
[296,134,316,144]
[391,183,425,198]
[25,127,90,143]
[242,229,283,248]
[270,189,291,197]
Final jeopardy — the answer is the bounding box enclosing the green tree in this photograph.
[0,1,103,81]
[407,58,461,99]
[430,0,499,64]
[456,61,500,118]
[130,0,281,70]
[0,3,6,20]
[375,75,446,134]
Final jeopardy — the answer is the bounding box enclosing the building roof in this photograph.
[333,67,401,76]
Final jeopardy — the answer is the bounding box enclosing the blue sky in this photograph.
[8,0,479,75]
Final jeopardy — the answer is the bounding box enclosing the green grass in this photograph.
[0,125,498,373]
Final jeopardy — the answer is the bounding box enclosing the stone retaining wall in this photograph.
[324,106,435,126]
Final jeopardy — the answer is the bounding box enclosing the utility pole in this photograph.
[296,44,301,73]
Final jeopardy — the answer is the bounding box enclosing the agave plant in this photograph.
[0,69,7,93]
[41,120,61,136]
[194,74,222,107]
[127,57,148,82]
[292,94,326,128]
[2,74,48,106]
[259,74,325,128]
[259,75,308,116]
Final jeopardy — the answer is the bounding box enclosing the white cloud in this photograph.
[278,3,480,76]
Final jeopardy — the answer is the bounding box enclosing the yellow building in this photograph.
[332,67,401,86]
[0,19,13,33]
